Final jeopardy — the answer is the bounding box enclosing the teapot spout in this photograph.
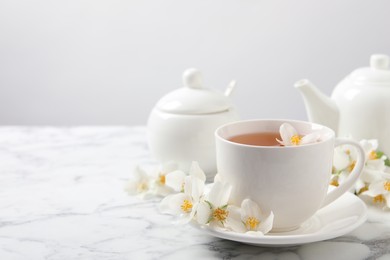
[294,79,339,133]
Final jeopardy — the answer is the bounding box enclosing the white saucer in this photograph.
[191,191,367,246]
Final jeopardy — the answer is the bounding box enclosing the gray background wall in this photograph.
[0,0,389,125]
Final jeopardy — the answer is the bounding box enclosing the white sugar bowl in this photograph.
[147,68,239,178]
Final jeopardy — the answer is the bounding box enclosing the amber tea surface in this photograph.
[228,132,281,146]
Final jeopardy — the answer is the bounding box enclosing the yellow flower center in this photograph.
[213,207,229,222]
[330,179,339,187]
[158,174,166,185]
[384,181,390,191]
[373,194,386,204]
[290,135,301,145]
[348,160,356,172]
[345,149,351,155]
[137,182,148,193]
[369,150,378,160]
[245,217,260,231]
[181,199,193,213]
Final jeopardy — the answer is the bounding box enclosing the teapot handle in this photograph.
[224,80,236,97]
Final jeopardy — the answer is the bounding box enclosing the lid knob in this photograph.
[370,54,390,70]
[183,68,203,89]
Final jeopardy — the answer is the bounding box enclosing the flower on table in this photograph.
[125,161,187,198]
[158,162,206,223]
[331,139,390,195]
[276,123,320,146]
[357,140,389,193]
[150,161,184,196]
[125,165,153,199]
[225,199,274,235]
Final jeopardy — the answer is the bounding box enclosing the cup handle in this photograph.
[321,138,365,208]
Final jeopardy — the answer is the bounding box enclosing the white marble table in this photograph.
[1,126,390,260]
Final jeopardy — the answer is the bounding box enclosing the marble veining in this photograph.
[0,126,390,260]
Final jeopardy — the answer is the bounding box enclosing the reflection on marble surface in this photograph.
[0,127,390,260]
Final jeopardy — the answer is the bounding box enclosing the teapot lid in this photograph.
[155,68,233,115]
[347,54,390,85]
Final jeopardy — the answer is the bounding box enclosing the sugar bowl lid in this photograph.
[155,68,234,115]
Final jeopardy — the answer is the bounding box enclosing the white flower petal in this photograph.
[241,199,261,220]
[207,181,232,207]
[191,176,205,202]
[385,194,390,208]
[333,147,351,170]
[196,201,212,225]
[361,169,385,183]
[159,193,190,216]
[219,182,232,206]
[225,205,246,233]
[354,179,366,194]
[239,199,274,233]
[125,165,150,195]
[360,139,378,154]
[165,170,186,191]
[276,138,285,146]
[176,202,199,225]
[209,219,225,229]
[183,176,192,195]
[342,144,357,160]
[158,194,176,215]
[366,159,386,172]
[189,161,206,182]
[258,211,274,234]
[365,181,387,197]
[279,123,297,146]
[300,133,320,144]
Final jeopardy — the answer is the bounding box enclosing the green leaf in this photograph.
[376,150,390,167]
[385,158,390,167]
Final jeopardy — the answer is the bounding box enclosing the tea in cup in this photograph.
[215,119,365,232]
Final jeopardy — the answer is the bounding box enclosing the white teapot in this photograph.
[295,54,390,155]
[147,68,239,178]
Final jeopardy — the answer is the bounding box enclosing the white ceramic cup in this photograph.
[215,119,365,232]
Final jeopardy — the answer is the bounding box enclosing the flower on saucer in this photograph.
[158,162,206,223]
[225,199,274,235]
[361,179,390,208]
[276,123,320,146]
[196,181,232,228]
